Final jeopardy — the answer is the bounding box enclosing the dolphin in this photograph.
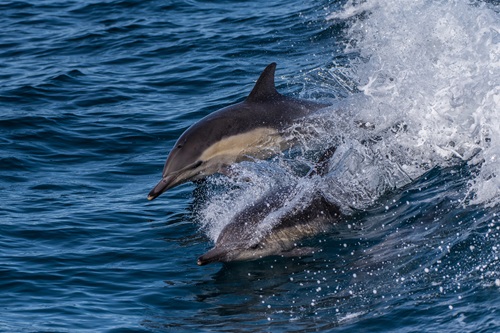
[197,188,342,265]
[148,62,328,200]
[197,147,341,265]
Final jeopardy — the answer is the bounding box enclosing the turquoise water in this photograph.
[1,0,499,332]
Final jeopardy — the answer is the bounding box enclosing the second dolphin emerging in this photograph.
[148,63,328,200]
[197,147,341,265]
[197,189,342,265]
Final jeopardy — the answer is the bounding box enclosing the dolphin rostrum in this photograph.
[197,147,341,265]
[148,63,328,200]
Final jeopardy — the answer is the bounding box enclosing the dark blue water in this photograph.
[1,0,499,332]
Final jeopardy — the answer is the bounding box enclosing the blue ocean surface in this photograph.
[1,0,499,332]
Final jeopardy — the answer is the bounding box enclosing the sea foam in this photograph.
[328,0,499,207]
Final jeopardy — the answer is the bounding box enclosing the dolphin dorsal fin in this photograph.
[246,62,280,102]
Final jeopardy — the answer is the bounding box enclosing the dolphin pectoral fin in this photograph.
[280,247,320,258]
[308,146,337,177]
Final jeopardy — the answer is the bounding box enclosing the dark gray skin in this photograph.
[197,147,341,265]
[148,62,328,200]
[197,188,342,265]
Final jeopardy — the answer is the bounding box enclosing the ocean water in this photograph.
[1,0,499,332]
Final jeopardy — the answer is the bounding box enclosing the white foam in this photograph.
[198,0,500,241]
[328,0,500,207]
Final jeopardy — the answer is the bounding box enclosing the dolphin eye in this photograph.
[250,243,259,250]
[177,144,183,149]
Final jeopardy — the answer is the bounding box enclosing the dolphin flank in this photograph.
[148,62,328,200]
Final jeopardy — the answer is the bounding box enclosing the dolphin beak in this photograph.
[197,247,227,266]
[147,176,176,200]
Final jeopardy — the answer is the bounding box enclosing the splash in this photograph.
[328,0,500,207]
[198,0,500,242]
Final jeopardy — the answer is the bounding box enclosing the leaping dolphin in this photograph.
[148,63,328,200]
